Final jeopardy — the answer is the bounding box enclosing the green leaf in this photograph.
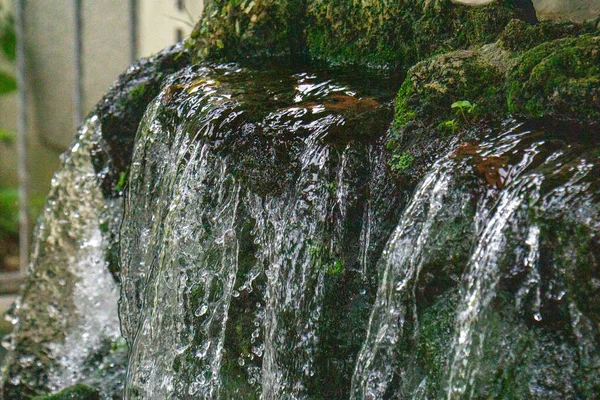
[451,100,472,110]
[0,70,17,94]
[0,188,45,235]
[0,128,15,144]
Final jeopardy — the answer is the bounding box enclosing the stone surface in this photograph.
[532,0,600,22]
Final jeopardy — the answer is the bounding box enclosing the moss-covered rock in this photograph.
[190,0,305,60]
[394,49,506,130]
[306,0,517,68]
[388,21,600,176]
[191,0,520,69]
[92,43,191,198]
[32,384,99,400]
[507,34,600,121]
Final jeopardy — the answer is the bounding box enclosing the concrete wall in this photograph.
[532,0,600,23]
[0,0,204,197]
[139,0,203,57]
[0,0,132,197]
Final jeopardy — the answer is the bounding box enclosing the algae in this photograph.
[507,34,600,121]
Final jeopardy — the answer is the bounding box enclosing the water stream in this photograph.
[2,61,599,399]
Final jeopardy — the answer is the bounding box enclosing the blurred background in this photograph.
[0,0,203,359]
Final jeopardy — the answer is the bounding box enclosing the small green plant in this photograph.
[0,188,18,234]
[451,100,477,123]
[438,119,457,136]
[0,188,45,236]
[327,259,344,276]
[389,152,414,172]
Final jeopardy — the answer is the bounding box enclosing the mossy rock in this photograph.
[32,384,99,400]
[190,0,305,60]
[306,0,517,68]
[394,49,506,130]
[92,44,190,198]
[499,18,598,52]
[507,34,600,121]
[191,0,520,68]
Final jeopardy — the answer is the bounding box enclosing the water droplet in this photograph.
[195,304,208,317]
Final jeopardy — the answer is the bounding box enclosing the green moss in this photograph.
[114,171,127,192]
[389,152,414,172]
[507,34,600,121]
[308,242,344,276]
[32,384,99,400]
[306,0,516,69]
[189,0,304,61]
[394,50,505,130]
[416,292,457,396]
[191,0,517,68]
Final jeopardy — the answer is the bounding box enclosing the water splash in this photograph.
[1,116,125,398]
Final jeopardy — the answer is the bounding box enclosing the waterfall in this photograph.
[351,142,476,399]
[1,116,126,399]
[352,120,600,398]
[119,63,395,399]
[2,59,599,399]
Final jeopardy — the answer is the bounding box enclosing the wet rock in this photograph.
[91,43,191,198]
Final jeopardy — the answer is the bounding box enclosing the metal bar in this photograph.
[73,0,83,129]
[130,0,138,62]
[14,0,30,274]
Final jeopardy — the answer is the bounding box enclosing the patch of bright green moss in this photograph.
[389,152,414,172]
[507,34,600,121]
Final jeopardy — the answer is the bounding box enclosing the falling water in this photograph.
[2,59,599,400]
[351,141,475,399]
[352,120,600,399]
[119,63,395,399]
[1,117,126,399]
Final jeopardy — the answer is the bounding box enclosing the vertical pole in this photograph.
[130,0,138,63]
[73,0,83,129]
[14,0,30,273]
